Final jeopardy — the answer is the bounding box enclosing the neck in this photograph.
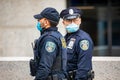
[45,25,51,29]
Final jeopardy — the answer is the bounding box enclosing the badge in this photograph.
[60,38,66,48]
[80,40,89,51]
[69,9,74,15]
[45,41,56,53]
[67,38,76,49]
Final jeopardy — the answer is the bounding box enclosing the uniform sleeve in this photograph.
[35,36,58,80]
[75,39,93,80]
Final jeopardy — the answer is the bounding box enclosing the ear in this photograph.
[44,18,49,26]
[62,20,65,25]
[79,18,82,25]
[45,20,49,26]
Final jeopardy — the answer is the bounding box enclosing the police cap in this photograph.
[34,7,60,23]
[60,7,82,20]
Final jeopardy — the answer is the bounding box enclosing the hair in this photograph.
[48,20,59,27]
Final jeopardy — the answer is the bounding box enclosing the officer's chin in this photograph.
[66,30,71,33]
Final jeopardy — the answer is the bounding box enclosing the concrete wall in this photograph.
[0,57,120,80]
[93,57,120,80]
[0,0,66,57]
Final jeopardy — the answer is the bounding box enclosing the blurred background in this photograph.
[67,0,120,56]
[0,0,120,57]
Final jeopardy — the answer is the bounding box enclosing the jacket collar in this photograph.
[41,27,58,34]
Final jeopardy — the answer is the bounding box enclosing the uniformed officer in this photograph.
[60,7,94,80]
[33,7,67,80]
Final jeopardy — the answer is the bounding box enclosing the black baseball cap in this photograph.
[60,7,82,20]
[34,7,60,23]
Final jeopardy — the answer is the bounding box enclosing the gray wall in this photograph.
[0,0,66,57]
[0,57,120,80]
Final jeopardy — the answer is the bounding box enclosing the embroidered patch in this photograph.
[45,41,56,53]
[67,38,76,49]
[80,40,89,51]
[60,38,66,48]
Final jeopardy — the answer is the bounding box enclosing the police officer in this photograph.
[60,7,94,80]
[33,7,67,80]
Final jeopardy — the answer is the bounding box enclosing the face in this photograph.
[63,17,81,27]
[38,18,49,28]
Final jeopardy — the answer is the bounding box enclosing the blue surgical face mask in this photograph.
[36,22,42,31]
[66,23,79,33]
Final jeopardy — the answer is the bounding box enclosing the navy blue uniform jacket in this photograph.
[65,29,93,80]
[35,27,67,80]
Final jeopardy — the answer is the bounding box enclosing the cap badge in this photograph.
[69,9,74,15]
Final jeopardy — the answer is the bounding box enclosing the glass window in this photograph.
[67,0,120,56]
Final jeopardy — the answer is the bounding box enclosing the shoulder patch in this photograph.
[67,38,76,49]
[45,41,56,53]
[60,38,66,48]
[80,40,89,51]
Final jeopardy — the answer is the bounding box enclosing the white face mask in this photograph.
[66,23,79,33]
